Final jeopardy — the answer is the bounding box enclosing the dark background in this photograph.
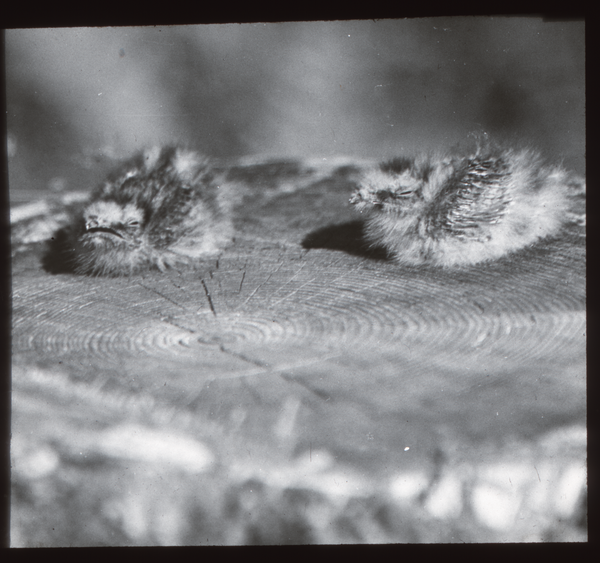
[6,18,585,205]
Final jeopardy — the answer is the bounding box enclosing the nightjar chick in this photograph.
[68,146,234,275]
[350,145,585,267]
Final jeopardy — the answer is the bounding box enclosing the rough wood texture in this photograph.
[11,157,586,544]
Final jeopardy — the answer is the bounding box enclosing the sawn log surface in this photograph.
[10,157,586,544]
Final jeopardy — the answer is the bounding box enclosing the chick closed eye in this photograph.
[375,189,415,203]
[350,144,585,267]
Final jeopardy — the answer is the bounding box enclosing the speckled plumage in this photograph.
[68,146,234,275]
[350,145,585,267]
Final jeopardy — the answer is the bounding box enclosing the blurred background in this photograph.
[6,18,585,204]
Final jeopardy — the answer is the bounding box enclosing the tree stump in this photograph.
[11,157,586,544]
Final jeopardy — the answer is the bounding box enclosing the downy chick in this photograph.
[350,144,585,267]
[68,146,234,275]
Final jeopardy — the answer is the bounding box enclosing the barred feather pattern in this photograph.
[68,146,234,276]
[350,146,585,267]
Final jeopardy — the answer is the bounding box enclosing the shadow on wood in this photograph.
[301,219,391,260]
[42,227,78,275]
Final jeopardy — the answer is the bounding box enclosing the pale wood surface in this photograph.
[10,158,586,544]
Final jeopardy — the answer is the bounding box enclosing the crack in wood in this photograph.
[268,261,309,298]
[218,345,267,368]
[269,276,318,308]
[201,279,217,317]
[279,372,332,402]
[188,338,343,385]
[192,333,269,369]
[235,261,285,310]
[160,317,197,334]
[287,267,386,308]
[137,282,189,311]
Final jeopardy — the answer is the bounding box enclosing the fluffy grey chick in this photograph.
[350,145,585,267]
[69,146,234,275]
